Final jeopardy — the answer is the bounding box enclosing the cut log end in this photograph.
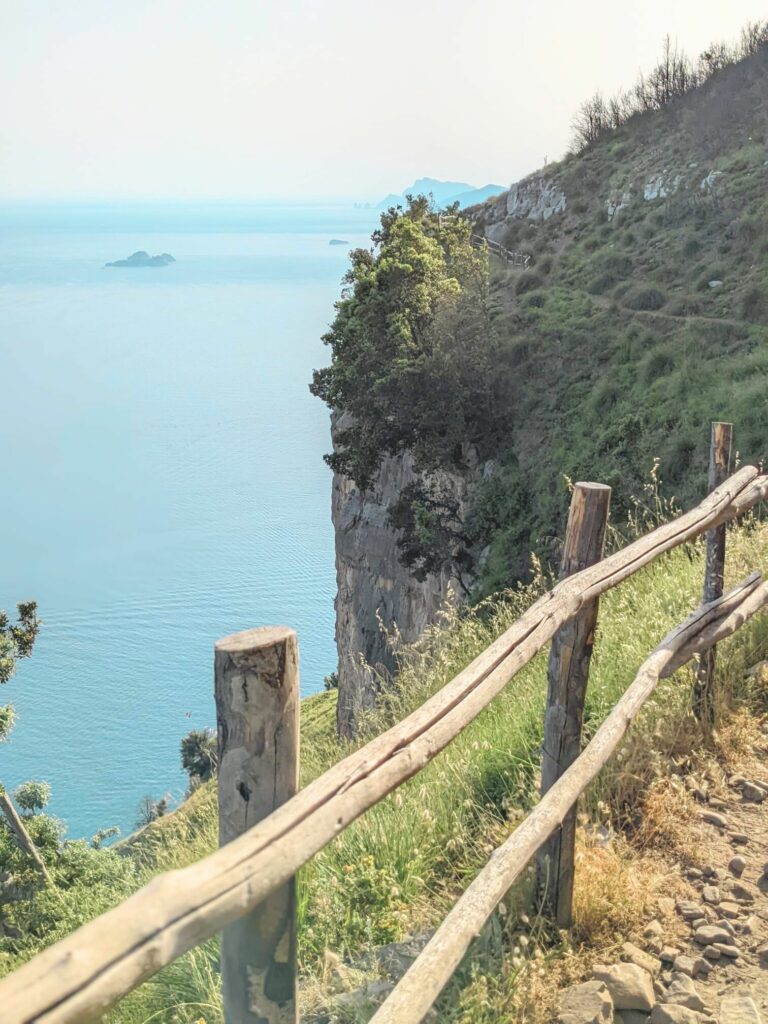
[215,626,297,654]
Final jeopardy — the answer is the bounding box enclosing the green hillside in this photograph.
[469,43,768,591]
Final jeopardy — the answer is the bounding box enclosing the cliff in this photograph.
[331,416,478,736]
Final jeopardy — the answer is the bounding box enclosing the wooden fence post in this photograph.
[693,422,734,724]
[537,482,611,928]
[0,790,57,890]
[215,626,300,1024]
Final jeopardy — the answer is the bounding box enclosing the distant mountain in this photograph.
[443,183,507,208]
[375,178,505,211]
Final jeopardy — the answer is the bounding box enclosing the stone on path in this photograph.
[728,854,747,877]
[650,1006,707,1023]
[700,810,728,827]
[558,979,614,1024]
[617,1011,653,1024]
[720,990,762,1023]
[665,973,706,1012]
[593,963,655,1011]
[622,941,661,977]
[693,924,732,945]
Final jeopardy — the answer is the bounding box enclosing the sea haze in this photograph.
[0,201,378,839]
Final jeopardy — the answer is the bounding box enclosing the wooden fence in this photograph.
[436,214,531,267]
[1,425,767,1024]
[472,233,532,267]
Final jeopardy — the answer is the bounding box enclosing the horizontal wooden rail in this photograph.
[1,467,766,1023]
[370,571,768,1024]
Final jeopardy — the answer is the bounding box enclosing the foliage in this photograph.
[180,728,218,785]
[13,781,50,814]
[0,601,39,743]
[2,522,768,1020]
[310,196,502,489]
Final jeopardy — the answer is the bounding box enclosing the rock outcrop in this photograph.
[331,415,478,737]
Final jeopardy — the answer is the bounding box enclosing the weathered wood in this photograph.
[694,422,734,723]
[0,467,766,1024]
[215,626,299,1024]
[0,790,57,890]
[369,572,768,1024]
[539,482,611,927]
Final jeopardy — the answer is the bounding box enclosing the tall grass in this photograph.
[4,518,768,1023]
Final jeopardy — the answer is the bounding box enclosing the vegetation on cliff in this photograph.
[311,196,501,490]
[314,27,768,598]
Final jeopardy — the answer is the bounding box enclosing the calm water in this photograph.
[0,202,377,839]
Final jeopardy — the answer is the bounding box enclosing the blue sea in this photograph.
[0,201,378,839]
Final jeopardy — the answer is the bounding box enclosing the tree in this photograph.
[310,196,501,490]
[180,728,218,785]
[0,602,53,886]
[14,780,51,814]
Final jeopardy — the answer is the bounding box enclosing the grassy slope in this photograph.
[6,517,764,1023]
[470,48,768,593]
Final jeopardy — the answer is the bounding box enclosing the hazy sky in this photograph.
[1,0,765,202]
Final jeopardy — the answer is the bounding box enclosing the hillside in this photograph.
[467,44,768,591]
[3,520,768,1024]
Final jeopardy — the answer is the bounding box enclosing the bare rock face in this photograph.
[478,171,567,244]
[331,415,479,737]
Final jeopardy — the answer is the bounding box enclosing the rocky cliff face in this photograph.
[331,417,477,737]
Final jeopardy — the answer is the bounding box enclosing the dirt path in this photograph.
[559,748,768,1022]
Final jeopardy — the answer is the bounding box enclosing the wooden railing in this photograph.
[1,427,767,1023]
[471,232,532,267]
[436,213,531,267]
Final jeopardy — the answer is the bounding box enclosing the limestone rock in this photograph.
[720,990,761,1023]
[622,941,661,977]
[558,980,614,1024]
[728,855,747,877]
[593,963,655,1011]
[331,413,479,735]
[693,924,731,945]
[650,1007,706,1023]
[665,974,705,1012]
[700,810,727,828]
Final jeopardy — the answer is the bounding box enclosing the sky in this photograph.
[1,0,766,202]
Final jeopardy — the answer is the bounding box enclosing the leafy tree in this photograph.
[0,601,40,743]
[14,780,51,814]
[311,196,502,489]
[180,727,218,785]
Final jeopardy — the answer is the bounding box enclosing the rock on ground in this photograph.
[592,963,655,1011]
[558,979,614,1023]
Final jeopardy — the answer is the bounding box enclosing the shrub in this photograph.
[625,286,666,311]
[741,286,768,321]
[666,294,702,316]
[681,238,701,258]
[642,349,675,382]
[515,271,544,295]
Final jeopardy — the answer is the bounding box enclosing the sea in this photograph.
[0,201,379,840]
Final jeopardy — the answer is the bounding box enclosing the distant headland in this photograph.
[329,239,349,246]
[105,251,176,268]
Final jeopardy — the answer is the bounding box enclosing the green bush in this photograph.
[740,285,768,320]
[625,286,666,311]
[642,349,675,382]
[516,270,544,295]
[681,238,701,257]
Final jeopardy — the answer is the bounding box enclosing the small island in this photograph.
[105,251,176,268]
[329,239,349,246]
